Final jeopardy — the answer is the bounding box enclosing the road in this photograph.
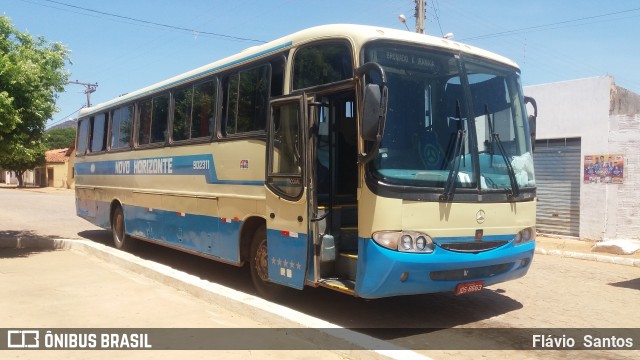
[1,187,639,359]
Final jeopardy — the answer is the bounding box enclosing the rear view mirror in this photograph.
[355,62,388,164]
[362,84,382,142]
[524,96,537,151]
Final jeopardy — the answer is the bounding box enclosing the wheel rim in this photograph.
[113,211,124,246]
[254,239,269,282]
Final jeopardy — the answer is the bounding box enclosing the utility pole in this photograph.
[414,0,426,34]
[68,80,98,107]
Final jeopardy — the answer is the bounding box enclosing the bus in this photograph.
[75,24,538,299]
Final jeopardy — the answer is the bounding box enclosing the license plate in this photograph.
[454,280,484,295]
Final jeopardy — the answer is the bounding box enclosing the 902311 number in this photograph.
[193,160,210,170]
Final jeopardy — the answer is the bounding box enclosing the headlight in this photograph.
[514,227,535,245]
[372,231,401,250]
[400,235,413,250]
[372,231,434,253]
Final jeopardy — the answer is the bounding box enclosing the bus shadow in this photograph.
[609,278,640,291]
[77,230,113,246]
[76,232,524,343]
[77,230,256,294]
[289,285,523,335]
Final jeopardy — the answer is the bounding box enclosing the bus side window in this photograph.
[76,118,89,155]
[110,105,133,149]
[223,64,270,136]
[192,80,216,139]
[89,113,108,152]
[268,101,303,199]
[151,94,169,143]
[225,74,239,135]
[138,99,152,145]
[270,57,285,97]
[292,42,353,90]
[172,86,193,142]
[88,116,95,152]
[138,94,169,145]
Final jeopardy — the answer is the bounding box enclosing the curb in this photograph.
[535,247,640,267]
[4,237,431,360]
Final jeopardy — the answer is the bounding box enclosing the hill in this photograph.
[47,120,76,131]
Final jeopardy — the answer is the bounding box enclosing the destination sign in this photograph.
[367,46,446,74]
[379,50,439,72]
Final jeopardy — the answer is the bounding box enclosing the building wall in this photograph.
[1,170,36,186]
[609,86,640,239]
[525,76,640,241]
[48,163,69,189]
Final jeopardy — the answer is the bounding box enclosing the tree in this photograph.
[0,142,45,188]
[0,16,70,187]
[45,127,76,150]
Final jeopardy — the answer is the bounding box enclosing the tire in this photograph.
[112,205,135,251]
[249,226,285,299]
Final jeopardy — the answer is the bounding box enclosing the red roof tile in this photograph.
[45,148,69,163]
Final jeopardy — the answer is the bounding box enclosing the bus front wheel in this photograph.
[112,206,135,251]
[249,227,285,299]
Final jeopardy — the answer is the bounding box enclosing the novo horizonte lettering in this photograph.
[114,158,173,175]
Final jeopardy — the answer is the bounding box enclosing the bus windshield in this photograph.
[364,42,535,193]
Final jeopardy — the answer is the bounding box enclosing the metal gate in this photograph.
[533,138,581,237]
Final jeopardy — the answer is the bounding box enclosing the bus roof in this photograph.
[79,24,519,117]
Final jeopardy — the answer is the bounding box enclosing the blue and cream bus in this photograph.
[75,24,538,299]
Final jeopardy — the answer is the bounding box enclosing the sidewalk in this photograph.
[535,235,640,266]
[0,237,417,360]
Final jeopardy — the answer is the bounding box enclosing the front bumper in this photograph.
[354,237,535,298]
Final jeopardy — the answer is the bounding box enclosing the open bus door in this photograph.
[262,95,310,293]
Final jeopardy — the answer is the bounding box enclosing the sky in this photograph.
[2,0,640,128]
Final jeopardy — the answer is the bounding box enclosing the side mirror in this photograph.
[524,96,537,152]
[356,62,388,164]
[362,83,382,142]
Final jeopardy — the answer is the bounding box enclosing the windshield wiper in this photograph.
[440,101,466,202]
[486,105,520,199]
[485,104,495,167]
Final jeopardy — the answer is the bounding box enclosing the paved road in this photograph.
[0,187,101,239]
[1,188,639,359]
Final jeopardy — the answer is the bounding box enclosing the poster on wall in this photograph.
[583,154,624,184]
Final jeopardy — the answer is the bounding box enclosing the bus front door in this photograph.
[264,95,309,289]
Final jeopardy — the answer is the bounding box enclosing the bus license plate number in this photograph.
[455,280,484,295]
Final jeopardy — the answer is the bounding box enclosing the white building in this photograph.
[1,169,36,186]
[525,76,640,241]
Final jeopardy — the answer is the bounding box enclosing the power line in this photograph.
[430,0,445,37]
[447,6,640,91]
[38,0,267,43]
[48,105,84,127]
[460,7,640,41]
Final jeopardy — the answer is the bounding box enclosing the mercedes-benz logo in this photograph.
[476,210,486,224]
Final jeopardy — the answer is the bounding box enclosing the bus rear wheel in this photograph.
[249,227,285,299]
[112,205,135,251]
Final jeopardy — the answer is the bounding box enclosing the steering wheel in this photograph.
[419,128,444,169]
[420,143,443,169]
